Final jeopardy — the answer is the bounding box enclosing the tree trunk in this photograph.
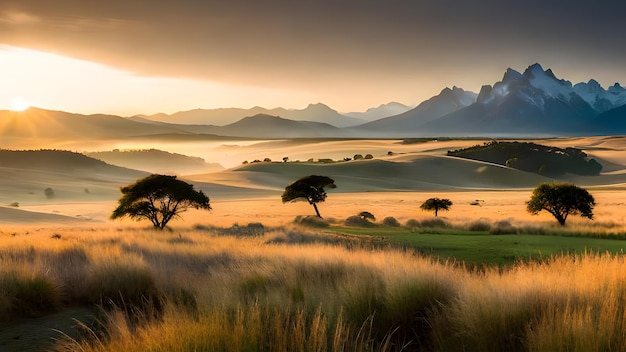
[434,208,439,217]
[312,202,322,218]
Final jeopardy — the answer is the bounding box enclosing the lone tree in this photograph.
[358,211,376,222]
[282,175,336,218]
[111,174,211,229]
[526,182,595,226]
[420,198,453,217]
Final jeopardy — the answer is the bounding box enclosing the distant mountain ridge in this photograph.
[344,102,414,121]
[413,63,626,136]
[2,63,626,139]
[138,103,366,128]
[354,86,477,134]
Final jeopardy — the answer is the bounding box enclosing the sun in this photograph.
[10,96,31,111]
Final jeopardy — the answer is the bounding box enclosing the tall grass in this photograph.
[2,225,626,350]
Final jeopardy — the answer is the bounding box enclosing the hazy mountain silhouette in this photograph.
[138,103,365,128]
[584,104,626,134]
[0,107,184,139]
[344,102,413,121]
[354,87,477,134]
[216,114,351,138]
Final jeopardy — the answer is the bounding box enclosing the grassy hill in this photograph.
[224,154,553,192]
[86,149,223,175]
[0,149,147,204]
[447,141,603,176]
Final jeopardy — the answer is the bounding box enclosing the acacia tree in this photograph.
[281,175,336,218]
[526,182,595,226]
[420,198,453,217]
[111,174,211,229]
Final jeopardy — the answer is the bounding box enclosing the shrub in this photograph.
[490,220,517,235]
[85,259,163,324]
[406,219,421,228]
[293,215,330,228]
[468,220,492,232]
[382,217,401,227]
[0,271,61,320]
[218,223,266,237]
[420,218,450,228]
[344,215,376,227]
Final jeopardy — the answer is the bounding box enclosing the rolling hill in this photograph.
[86,149,223,175]
[0,108,183,140]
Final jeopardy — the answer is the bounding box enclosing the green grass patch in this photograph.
[328,226,626,267]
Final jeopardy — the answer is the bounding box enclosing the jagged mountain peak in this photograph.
[502,68,523,84]
[609,83,625,93]
[477,85,493,103]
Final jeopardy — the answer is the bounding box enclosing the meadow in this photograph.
[2,216,626,351]
[3,136,626,351]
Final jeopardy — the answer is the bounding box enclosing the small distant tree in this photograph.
[526,182,595,226]
[364,154,374,159]
[111,174,211,229]
[44,187,55,199]
[282,157,289,163]
[281,175,336,218]
[358,211,376,222]
[353,154,364,160]
[420,198,452,217]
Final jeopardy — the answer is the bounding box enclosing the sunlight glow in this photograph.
[9,96,30,111]
[0,45,315,116]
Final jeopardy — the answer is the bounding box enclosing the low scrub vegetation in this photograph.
[3,223,626,350]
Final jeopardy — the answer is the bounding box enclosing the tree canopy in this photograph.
[111,174,211,229]
[420,198,453,217]
[526,182,595,226]
[281,175,336,218]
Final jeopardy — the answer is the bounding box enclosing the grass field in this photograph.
[3,136,626,350]
[2,222,626,351]
[329,225,626,267]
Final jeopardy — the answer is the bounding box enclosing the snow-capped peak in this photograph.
[573,79,626,111]
[475,63,626,113]
[523,63,573,100]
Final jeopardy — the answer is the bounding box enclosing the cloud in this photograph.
[0,10,40,24]
[1,0,625,112]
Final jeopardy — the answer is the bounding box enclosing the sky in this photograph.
[1,0,625,116]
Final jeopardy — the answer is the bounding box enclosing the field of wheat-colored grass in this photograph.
[3,136,626,350]
[1,223,626,351]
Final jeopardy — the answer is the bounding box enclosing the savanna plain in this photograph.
[4,136,626,351]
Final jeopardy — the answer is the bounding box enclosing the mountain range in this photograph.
[2,63,625,140]
[137,102,378,128]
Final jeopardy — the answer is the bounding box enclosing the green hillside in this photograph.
[447,141,602,177]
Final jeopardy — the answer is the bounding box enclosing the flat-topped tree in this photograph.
[111,174,211,229]
[282,175,336,218]
[527,182,595,226]
[420,198,453,217]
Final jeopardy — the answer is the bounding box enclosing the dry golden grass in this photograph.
[4,136,626,350]
[2,224,626,351]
